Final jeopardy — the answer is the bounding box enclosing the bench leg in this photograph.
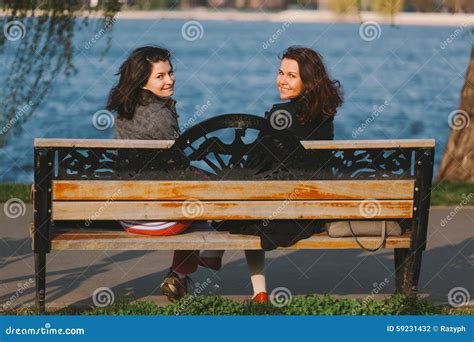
[394,248,423,294]
[35,252,46,314]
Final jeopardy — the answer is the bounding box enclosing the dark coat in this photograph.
[216,101,335,251]
[265,100,334,140]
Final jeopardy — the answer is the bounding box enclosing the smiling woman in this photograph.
[106,46,180,140]
[277,58,305,100]
[218,45,344,304]
[104,45,224,303]
[266,46,343,140]
[276,46,343,127]
[142,59,176,98]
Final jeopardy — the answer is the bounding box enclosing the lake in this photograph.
[0,18,471,182]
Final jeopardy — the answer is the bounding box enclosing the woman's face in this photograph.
[276,58,305,100]
[144,60,175,98]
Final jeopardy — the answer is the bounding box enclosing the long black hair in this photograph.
[106,46,173,120]
[281,46,343,124]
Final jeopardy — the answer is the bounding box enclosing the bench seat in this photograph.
[50,227,412,250]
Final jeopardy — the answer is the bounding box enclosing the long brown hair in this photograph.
[106,46,173,120]
[281,46,343,124]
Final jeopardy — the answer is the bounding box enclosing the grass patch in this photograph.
[1,182,473,206]
[3,294,473,316]
[430,181,474,206]
[0,184,31,203]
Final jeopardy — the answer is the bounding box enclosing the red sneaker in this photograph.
[251,292,269,304]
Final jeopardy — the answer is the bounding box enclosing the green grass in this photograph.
[430,181,474,206]
[0,183,31,203]
[3,294,473,316]
[1,182,473,206]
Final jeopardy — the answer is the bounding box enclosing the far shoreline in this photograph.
[114,9,473,27]
[1,9,471,27]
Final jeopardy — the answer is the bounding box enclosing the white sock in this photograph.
[245,250,266,297]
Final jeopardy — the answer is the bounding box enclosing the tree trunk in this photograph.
[436,47,474,182]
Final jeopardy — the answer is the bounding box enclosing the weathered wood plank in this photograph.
[52,200,413,220]
[34,138,174,149]
[52,180,415,201]
[301,139,435,149]
[35,138,435,149]
[50,229,412,250]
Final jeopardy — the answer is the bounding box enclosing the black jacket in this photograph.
[216,101,335,250]
[265,101,334,141]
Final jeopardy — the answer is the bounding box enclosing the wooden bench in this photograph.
[31,114,435,313]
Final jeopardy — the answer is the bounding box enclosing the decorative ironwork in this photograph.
[323,148,414,180]
[52,114,416,181]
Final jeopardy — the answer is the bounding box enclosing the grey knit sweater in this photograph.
[114,90,180,140]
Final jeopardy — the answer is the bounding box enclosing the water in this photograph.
[0,19,471,182]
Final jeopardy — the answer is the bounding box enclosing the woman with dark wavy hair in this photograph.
[238,46,343,303]
[270,45,343,138]
[107,45,179,138]
[107,46,223,302]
